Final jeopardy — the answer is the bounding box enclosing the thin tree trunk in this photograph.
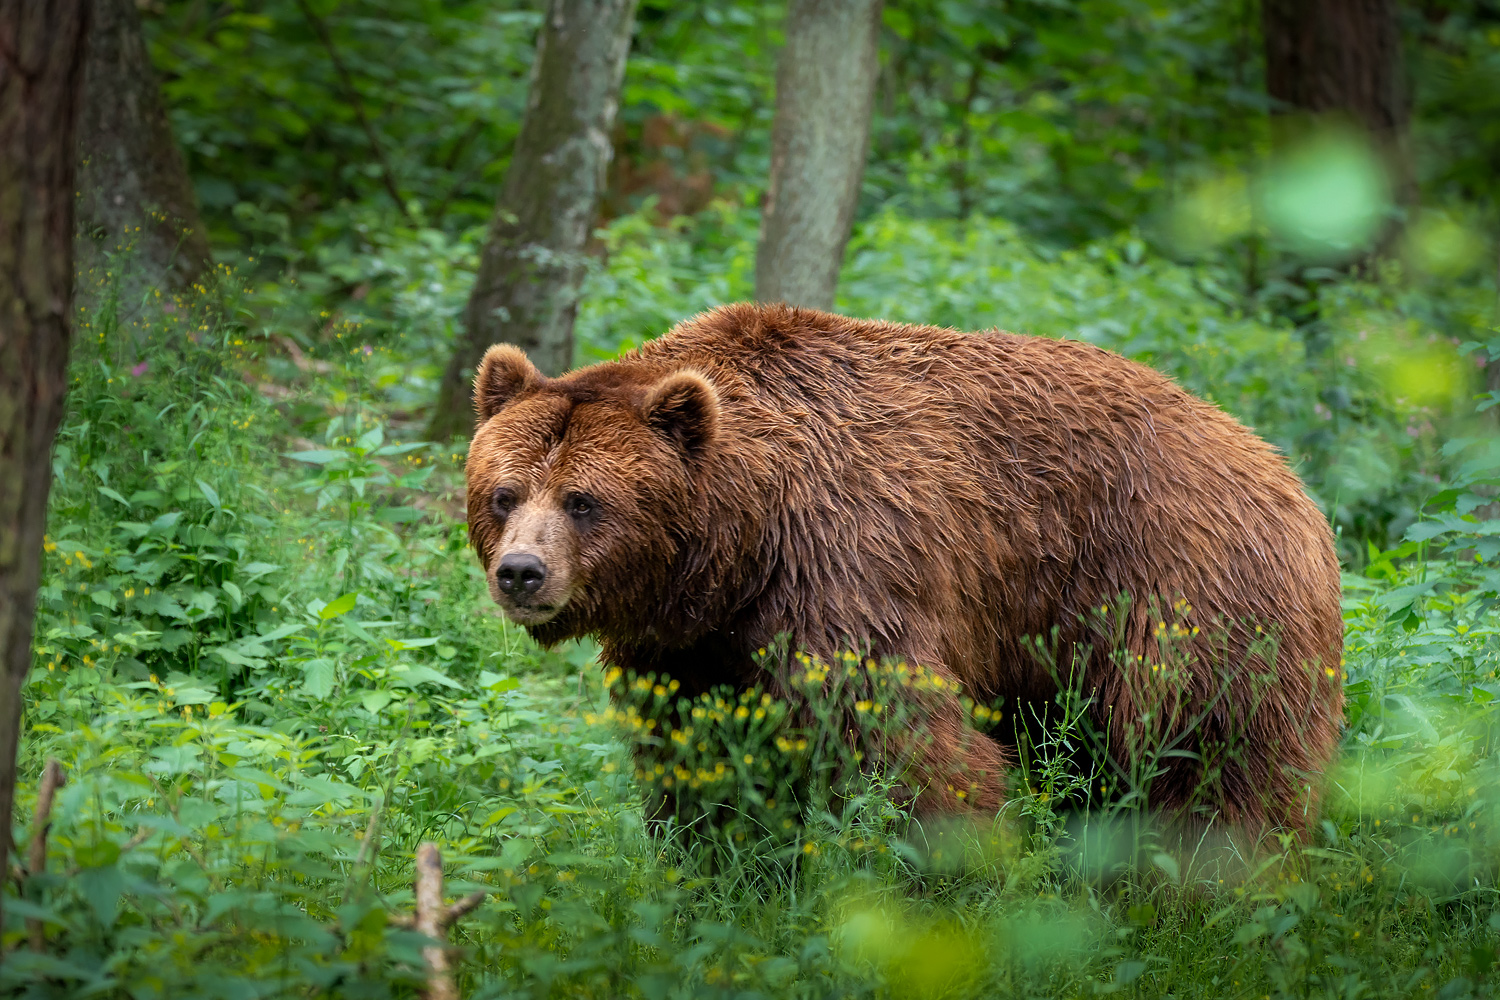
[754,0,883,311]
[1262,0,1414,209]
[428,0,638,442]
[0,0,90,935]
[75,0,209,292]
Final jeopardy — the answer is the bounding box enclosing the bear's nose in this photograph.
[496,553,547,597]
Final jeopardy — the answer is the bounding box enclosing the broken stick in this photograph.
[390,841,487,1000]
[27,758,66,951]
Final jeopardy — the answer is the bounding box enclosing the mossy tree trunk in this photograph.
[75,0,210,293]
[1262,0,1414,212]
[428,0,638,442]
[753,0,884,311]
[0,0,90,933]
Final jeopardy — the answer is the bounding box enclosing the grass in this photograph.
[4,227,1500,999]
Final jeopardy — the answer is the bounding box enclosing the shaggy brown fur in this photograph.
[465,303,1344,833]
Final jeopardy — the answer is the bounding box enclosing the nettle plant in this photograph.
[287,410,433,595]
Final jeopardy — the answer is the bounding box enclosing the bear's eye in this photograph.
[490,487,519,517]
[565,491,599,523]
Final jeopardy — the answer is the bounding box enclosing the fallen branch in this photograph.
[389,842,488,1000]
[27,759,66,951]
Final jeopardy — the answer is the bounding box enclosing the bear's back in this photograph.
[637,303,1304,523]
[635,303,1339,687]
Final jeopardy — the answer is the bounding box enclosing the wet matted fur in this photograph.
[465,303,1344,834]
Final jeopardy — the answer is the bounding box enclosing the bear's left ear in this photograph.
[643,369,719,456]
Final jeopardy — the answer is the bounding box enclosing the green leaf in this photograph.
[145,744,203,775]
[74,839,121,869]
[392,664,463,690]
[172,686,216,706]
[320,592,358,620]
[479,671,521,693]
[98,486,131,508]
[303,658,337,698]
[361,690,396,715]
[386,636,439,650]
[287,449,347,464]
[91,590,118,610]
[197,478,222,508]
[78,863,126,928]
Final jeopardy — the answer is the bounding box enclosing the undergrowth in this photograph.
[5,239,1500,999]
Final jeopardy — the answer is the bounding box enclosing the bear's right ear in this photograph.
[473,345,541,422]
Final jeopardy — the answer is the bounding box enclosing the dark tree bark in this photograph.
[428,0,638,441]
[754,0,883,310]
[0,0,90,933]
[75,0,209,291]
[1262,0,1414,205]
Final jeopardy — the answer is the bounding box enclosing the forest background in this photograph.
[4,0,1500,997]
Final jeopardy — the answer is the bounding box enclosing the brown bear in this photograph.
[464,303,1344,834]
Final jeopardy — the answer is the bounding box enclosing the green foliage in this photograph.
[16,0,1500,990]
[149,0,539,257]
[9,269,1500,998]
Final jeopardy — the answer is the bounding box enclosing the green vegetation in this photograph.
[6,1,1500,997]
[8,212,1500,994]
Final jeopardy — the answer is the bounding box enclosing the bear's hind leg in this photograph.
[900,691,1011,817]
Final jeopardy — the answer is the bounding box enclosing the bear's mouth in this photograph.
[501,601,563,626]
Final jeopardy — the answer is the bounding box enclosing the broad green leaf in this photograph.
[320,592,358,620]
[361,690,396,715]
[287,449,347,464]
[98,486,131,508]
[78,863,126,928]
[303,658,337,698]
[386,635,439,650]
[391,664,463,690]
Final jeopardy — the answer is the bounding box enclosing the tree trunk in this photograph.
[428,0,638,442]
[754,0,883,311]
[1262,0,1413,205]
[0,0,90,934]
[75,0,209,293]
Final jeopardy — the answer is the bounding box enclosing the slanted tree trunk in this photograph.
[1262,0,1413,207]
[0,0,90,933]
[75,0,209,292]
[428,0,638,442]
[754,0,884,310]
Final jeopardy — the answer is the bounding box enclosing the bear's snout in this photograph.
[497,552,547,596]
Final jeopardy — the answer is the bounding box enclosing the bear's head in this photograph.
[464,344,720,642]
